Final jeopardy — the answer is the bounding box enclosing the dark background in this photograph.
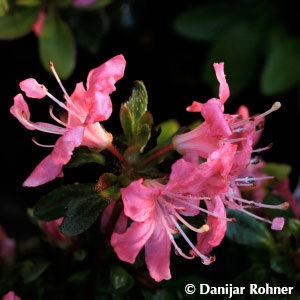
[1,0,300,291]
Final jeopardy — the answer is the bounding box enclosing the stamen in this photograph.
[170,215,212,265]
[173,211,210,233]
[232,102,281,128]
[239,208,272,225]
[235,176,274,183]
[166,192,211,201]
[49,61,75,107]
[232,121,264,133]
[220,137,247,143]
[250,156,262,165]
[49,106,69,128]
[252,143,273,153]
[32,137,55,148]
[234,197,290,210]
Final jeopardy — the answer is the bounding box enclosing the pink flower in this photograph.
[2,291,21,300]
[73,0,97,7]
[111,144,237,282]
[173,63,281,169]
[39,218,68,245]
[0,226,16,264]
[11,55,126,186]
[32,11,46,37]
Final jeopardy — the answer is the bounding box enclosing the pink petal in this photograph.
[111,218,155,264]
[23,155,64,187]
[173,122,220,159]
[19,78,47,99]
[121,179,158,222]
[101,200,117,232]
[201,98,232,137]
[85,54,126,123]
[145,211,171,282]
[51,126,84,165]
[186,101,203,112]
[213,62,229,104]
[271,217,284,231]
[195,196,227,254]
[2,291,21,300]
[32,10,46,37]
[237,105,249,120]
[10,94,34,130]
[68,82,88,127]
[81,122,112,150]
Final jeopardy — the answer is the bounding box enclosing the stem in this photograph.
[107,144,128,167]
[139,144,174,167]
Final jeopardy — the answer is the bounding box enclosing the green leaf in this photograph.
[65,147,105,168]
[110,265,134,292]
[100,185,121,201]
[120,105,135,144]
[204,22,262,96]
[226,209,274,250]
[59,185,110,236]
[0,7,39,39]
[126,81,148,125]
[0,0,9,16]
[39,10,76,79]
[261,37,300,95]
[174,3,234,42]
[136,124,151,150]
[33,184,95,221]
[262,162,291,181]
[157,119,180,144]
[270,256,294,275]
[288,219,300,242]
[21,260,49,283]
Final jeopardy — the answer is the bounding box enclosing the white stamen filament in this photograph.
[235,176,274,183]
[49,106,69,128]
[252,144,273,153]
[232,102,281,128]
[240,208,272,225]
[173,211,210,233]
[32,137,55,148]
[157,204,194,259]
[165,192,211,201]
[220,137,247,143]
[49,61,75,107]
[232,122,263,133]
[234,197,289,210]
[170,215,212,265]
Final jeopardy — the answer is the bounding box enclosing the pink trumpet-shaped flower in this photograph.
[112,144,237,282]
[11,55,126,186]
[0,226,15,264]
[2,291,21,300]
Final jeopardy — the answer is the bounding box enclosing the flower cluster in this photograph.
[10,55,290,283]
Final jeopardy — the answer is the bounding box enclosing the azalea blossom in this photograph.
[112,143,237,282]
[1,291,21,300]
[173,62,281,166]
[0,225,16,264]
[10,55,126,187]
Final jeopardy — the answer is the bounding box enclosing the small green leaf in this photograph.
[125,81,148,126]
[139,111,154,127]
[157,119,180,144]
[261,37,300,95]
[120,105,135,144]
[226,209,274,249]
[136,124,151,150]
[0,0,9,16]
[262,162,291,181]
[174,3,234,42]
[270,256,294,275]
[21,260,49,283]
[39,10,76,79]
[65,147,105,168]
[0,7,39,39]
[100,185,120,201]
[110,265,134,292]
[59,185,110,236]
